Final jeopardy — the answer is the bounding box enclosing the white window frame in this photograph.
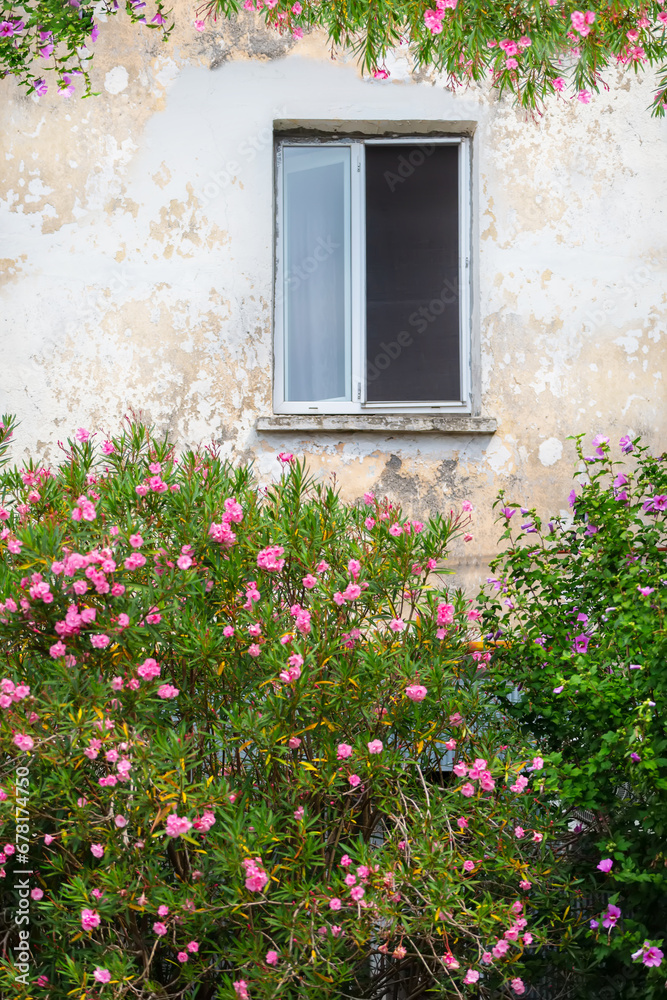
[273,134,471,416]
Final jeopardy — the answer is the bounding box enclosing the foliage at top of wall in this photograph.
[0,0,171,98]
[1,0,667,114]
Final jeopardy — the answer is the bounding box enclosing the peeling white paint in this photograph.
[538,437,563,467]
[104,65,129,94]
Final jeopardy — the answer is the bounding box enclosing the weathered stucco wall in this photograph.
[1,2,666,589]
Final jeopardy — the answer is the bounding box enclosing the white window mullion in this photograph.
[350,141,365,411]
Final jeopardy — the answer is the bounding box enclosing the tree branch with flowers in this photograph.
[203,0,667,115]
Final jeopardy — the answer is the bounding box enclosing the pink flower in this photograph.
[137,658,161,680]
[49,641,66,658]
[13,734,34,752]
[266,949,278,965]
[350,885,365,901]
[389,617,405,632]
[577,89,592,104]
[193,18,206,30]
[233,981,249,1000]
[514,826,525,839]
[329,897,342,910]
[75,428,90,442]
[129,533,143,548]
[302,574,317,589]
[91,634,110,649]
[177,951,189,962]
[93,967,111,984]
[343,583,362,601]
[529,756,544,771]
[511,977,526,994]
[294,806,304,820]
[187,940,199,952]
[153,921,168,936]
[81,908,101,931]
[460,782,475,798]
[114,815,127,828]
[257,545,285,572]
[157,684,179,699]
[348,774,361,788]
[277,452,294,463]
[288,737,301,749]
[337,743,353,759]
[166,814,192,837]
[243,857,269,893]
[464,970,480,984]
[367,740,383,755]
[102,440,115,455]
[31,887,44,900]
[519,879,532,890]
[388,523,403,537]
[463,859,475,872]
[597,858,613,873]
[177,555,193,570]
[405,684,427,702]
[91,844,104,858]
[533,832,544,843]
[158,905,169,917]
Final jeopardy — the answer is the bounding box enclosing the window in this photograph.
[274,135,471,415]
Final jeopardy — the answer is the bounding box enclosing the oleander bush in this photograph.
[0,415,577,1000]
[479,433,667,998]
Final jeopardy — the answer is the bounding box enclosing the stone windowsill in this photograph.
[256,415,497,434]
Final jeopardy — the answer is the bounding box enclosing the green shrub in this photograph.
[0,416,574,999]
[479,433,667,998]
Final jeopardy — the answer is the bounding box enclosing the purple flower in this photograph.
[632,942,664,967]
[553,685,564,694]
[585,524,599,536]
[0,21,15,36]
[589,919,599,930]
[573,634,590,654]
[500,507,515,519]
[597,858,613,873]
[619,435,634,454]
[614,473,628,488]
[602,903,621,928]
[568,489,577,507]
[628,663,642,670]
[630,752,641,762]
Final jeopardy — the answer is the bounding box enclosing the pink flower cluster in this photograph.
[423,0,458,34]
[0,678,30,710]
[72,495,97,522]
[456,757,495,794]
[571,10,596,36]
[243,857,269,893]
[257,545,285,572]
[166,813,192,837]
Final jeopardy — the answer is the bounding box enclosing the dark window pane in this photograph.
[365,144,460,402]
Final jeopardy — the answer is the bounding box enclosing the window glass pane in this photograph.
[283,146,351,402]
[365,144,460,402]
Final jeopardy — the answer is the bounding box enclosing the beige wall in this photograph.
[1,2,666,589]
